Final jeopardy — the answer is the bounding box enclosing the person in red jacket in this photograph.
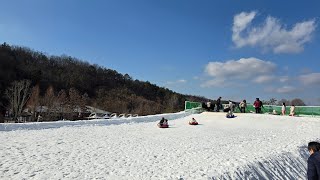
[253,98,263,113]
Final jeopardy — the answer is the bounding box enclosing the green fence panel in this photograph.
[185,101,202,110]
[187,101,320,116]
[235,104,320,116]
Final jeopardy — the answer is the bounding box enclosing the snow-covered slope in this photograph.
[0,112,319,179]
[0,111,191,131]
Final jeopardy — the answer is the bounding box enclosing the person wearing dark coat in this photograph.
[159,117,167,126]
[202,102,207,110]
[210,103,215,112]
[307,141,320,180]
[216,97,222,112]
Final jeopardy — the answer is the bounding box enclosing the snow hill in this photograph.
[0,112,319,179]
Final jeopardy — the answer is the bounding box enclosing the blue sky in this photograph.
[1,0,320,104]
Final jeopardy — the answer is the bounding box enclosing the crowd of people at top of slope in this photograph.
[307,141,320,180]
[202,97,296,116]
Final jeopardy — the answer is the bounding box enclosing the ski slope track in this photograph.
[0,111,191,131]
[0,112,319,179]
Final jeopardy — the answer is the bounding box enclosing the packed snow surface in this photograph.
[0,112,319,179]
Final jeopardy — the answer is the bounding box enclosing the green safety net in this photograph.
[185,101,320,116]
[185,101,202,110]
[238,104,320,116]
[184,101,203,114]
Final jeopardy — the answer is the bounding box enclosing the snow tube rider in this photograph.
[226,110,235,118]
[189,118,198,125]
[158,117,169,128]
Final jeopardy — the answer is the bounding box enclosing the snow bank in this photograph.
[0,112,319,179]
[0,111,191,131]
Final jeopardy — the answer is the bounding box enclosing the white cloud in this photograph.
[253,75,275,83]
[279,76,289,83]
[166,79,187,85]
[205,57,276,79]
[203,57,276,87]
[201,78,228,88]
[299,73,320,85]
[233,11,257,34]
[177,79,187,83]
[263,73,320,94]
[232,11,317,53]
[275,86,297,93]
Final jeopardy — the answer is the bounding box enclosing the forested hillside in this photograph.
[0,43,208,121]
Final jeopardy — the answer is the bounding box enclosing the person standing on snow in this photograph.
[289,105,296,116]
[259,99,263,112]
[207,102,211,111]
[216,97,222,112]
[228,100,234,113]
[239,100,247,113]
[281,102,286,115]
[307,141,320,180]
[253,98,263,114]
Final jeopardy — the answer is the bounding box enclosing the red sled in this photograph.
[157,123,169,128]
[189,122,198,125]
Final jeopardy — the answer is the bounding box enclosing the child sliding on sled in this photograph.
[226,110,235,118]
[158,117,169,128]
[189,118,198,125]
[159,117,168,126]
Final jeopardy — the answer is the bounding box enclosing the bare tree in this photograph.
[41,86,56,120]
[269,98,277,105]
[57,89,68,119]
[291,98,306,106]
[26,84,40,121]
[262,98,277,105]
[81,93,89,113]
[5,80,32,121]
[69,88,83,118]
[277,99,291,106]
[166,94,179,112]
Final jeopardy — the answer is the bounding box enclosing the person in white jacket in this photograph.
[281,102,286,115]
[189,118,198,124]
[289,105,296,116]
[228,100,234,113]
[239,100,247,113]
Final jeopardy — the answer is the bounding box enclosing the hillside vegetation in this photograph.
[0,43,208,121]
